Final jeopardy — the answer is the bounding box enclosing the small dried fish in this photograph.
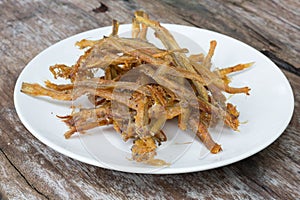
[21,11,252,165]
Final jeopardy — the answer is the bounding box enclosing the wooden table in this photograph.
[1,0,299,199]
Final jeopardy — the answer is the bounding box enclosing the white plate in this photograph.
[14,24,294,174]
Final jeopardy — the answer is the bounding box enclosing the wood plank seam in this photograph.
[261,50,300,76]
[0,148,50,200]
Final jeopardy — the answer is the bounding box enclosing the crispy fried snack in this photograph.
[21,11,252,165]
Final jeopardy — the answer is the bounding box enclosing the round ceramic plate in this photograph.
[14,24,294,174]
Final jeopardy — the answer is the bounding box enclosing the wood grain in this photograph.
[0,0,299,199]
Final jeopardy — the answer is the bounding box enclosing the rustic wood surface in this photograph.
[0,0,299,199]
